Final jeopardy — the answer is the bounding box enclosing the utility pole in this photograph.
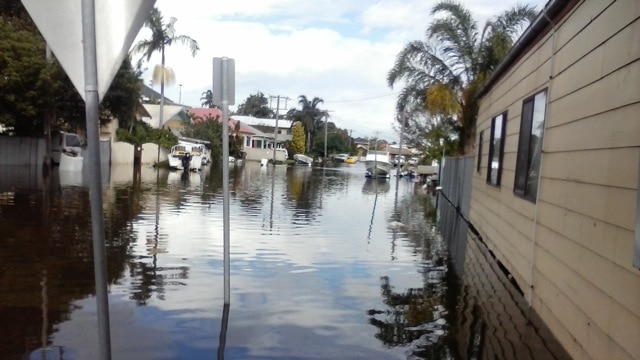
[396,112,406,177]
[323,110,334,162]
[348,129,353,151]
[269,95,289,165]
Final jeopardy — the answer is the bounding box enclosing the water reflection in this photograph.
[0,163,569,359]
[362,178,390,195]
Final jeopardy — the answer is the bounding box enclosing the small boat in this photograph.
[363,150,391,178]
[333,153,349,162]
[168,141,205,171]
[345,156,357,164]
[293,154,313,166]
[52,131,85,172]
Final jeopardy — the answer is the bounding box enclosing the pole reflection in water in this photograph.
[364,178,388,242]
[217,303,230,360]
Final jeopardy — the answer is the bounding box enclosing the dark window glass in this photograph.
[487,113,506,186]
[514,90,547,201]
[477,130,484,173]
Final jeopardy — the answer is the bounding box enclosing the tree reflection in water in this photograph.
[368,269,451,359]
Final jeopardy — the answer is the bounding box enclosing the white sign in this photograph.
[22,0,155,101]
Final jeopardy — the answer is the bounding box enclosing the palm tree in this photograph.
[387,0,537,154]
[200,90,215,108]
[131,7,199,160]
[289,95,327,152]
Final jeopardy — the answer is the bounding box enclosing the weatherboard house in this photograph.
[187,109,288,162]
[468,1,639,359]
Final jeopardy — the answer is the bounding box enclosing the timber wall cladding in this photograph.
[471,0,640,359]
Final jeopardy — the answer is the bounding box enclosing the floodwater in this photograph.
[0,162,570,360]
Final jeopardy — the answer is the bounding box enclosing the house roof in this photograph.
[186,108,260,135]
[189,108,223,123]
[229,119,261,135]
[136,102,151,118]
[140,84,179,105]
[388,145,414,156]
[231,115,293,129]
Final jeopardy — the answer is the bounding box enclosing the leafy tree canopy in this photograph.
[236,92,274,118]
[289,121,306,155]
[388,0,537,154]
[1,6,142,137]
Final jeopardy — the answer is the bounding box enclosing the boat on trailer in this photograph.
[168,141,205,171]
[363,150,391,178]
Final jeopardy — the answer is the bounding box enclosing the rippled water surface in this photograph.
[0,162,569,359]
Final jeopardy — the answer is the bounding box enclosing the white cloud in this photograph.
[134,0,547,141]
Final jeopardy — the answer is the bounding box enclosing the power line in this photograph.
[323,91,400,103]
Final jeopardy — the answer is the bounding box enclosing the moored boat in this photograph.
[363,150,391,178]
[293,154,313,166]
[52,131,85,172]
[333,153,349,162]
[168,141,205,171]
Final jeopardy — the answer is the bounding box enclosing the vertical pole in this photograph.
[323,114,328,161]
[272,96,280,165]
[396,113,406,178]
[157,50,166,164]
[221,58,231,305]
[81,0,111,358]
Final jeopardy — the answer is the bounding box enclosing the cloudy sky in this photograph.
[134,0,548,141]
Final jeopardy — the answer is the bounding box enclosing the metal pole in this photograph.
[439,138,444,185]
[221,58,231,305]
[81,0,111,358]
[324,114,328,161]
[272,96,280,165]
[396,113,406,178]
[157,48,166,164]
[179,84,182,104]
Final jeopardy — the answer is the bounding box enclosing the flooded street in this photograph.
[0,162,569,359]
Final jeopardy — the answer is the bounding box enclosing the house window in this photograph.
[487,112,506,186]
[477,130,483,173]
[514,90,547,201]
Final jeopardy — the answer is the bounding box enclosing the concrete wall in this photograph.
[111,142,135,164]
[471,1,640,359]
[244,147,287,162]
[140,142,167,164]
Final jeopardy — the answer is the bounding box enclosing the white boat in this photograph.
[293,154,313,166]
[333,153,349,162]
[52,131,85,172]
[168,141,205,171]
[363,150,391,177]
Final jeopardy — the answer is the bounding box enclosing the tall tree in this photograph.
[130,7,199,156]
[290,121,306,155]
[200,90,216,108]
[287,95,327,152]
[236,92,274,118]
[387,0,537,154]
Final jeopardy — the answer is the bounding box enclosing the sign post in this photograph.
[212,57,235,305]
[21,1,155,358]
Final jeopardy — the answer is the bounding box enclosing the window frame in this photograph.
[514,89,548,202]
[486,112,507,186]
